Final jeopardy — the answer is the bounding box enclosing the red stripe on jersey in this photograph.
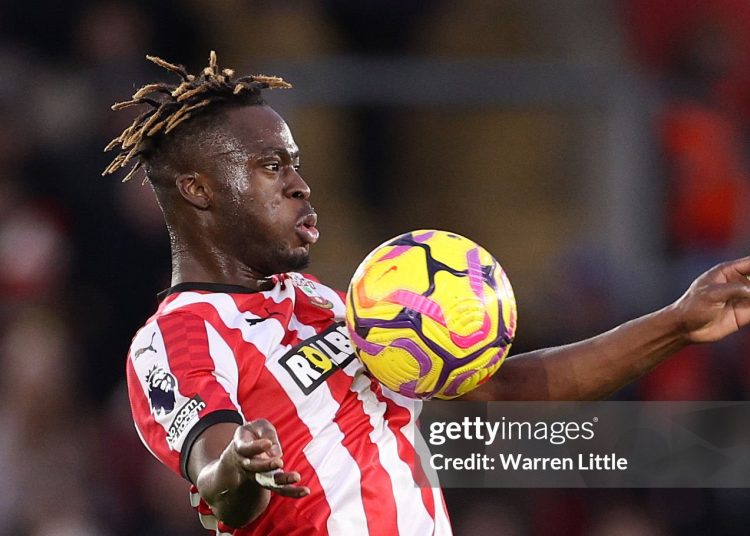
[280,323,300,347]
[372,382,437,522]
[242,366,332,535]
[157,313,237,413]
[126,355,180,475]
[328,373,399,536]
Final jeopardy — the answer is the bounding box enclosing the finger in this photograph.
[234,423,282,458]
[263,486,310,498]
[255,468,302,486]
[254,468,309,498]
[241,456,283,474]
[254,468,282,487]
[234,424,263,445]
[234,436,274,458]
[246,419,283,457]
[733,300,750,329]
[272,485,311,498]
[273,470,302,486]
[265,471,310,498]
[705,281,750,303]
[717,256,750,278]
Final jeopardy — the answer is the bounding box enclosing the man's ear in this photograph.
[175,173,212,210]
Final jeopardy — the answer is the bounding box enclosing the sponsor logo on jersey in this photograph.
[146,365,177,416]
[280,322,355,394]
[290,273,334,309]
[166,395,206,449]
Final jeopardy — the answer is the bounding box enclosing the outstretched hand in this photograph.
[229,419,310,498]
[671,257,750,344]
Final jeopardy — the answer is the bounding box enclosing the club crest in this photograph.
[290,273,333,309]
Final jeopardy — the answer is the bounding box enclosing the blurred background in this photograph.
[2,0,750,534]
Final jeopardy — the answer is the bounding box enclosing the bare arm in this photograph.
[468,257,750,401]
[187,420,309,529]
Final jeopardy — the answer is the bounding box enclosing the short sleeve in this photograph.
[126,312,243,480]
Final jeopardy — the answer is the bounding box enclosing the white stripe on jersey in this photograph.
[266,355,370,535]
[380,389,453,535]
[344,363,437,535]
[198,513,233,536]
[164,286,291,316]
[433,488,453,535]
[129,322,195,452]
[204,320,243,415]
[163,290,372,535]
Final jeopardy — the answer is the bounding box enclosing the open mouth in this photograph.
[295,212,319,245]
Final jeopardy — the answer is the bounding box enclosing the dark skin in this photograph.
[164,104,316,291]
[466,258,750,401]
[164,105,750,528]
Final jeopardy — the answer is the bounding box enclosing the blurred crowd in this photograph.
[2,1,750,534]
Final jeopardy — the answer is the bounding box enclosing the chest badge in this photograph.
[290,273,334,309]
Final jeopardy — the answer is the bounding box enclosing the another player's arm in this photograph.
[469,257,750,401]
[187,420,310,529]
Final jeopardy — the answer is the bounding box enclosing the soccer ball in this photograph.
[346,229,517,400]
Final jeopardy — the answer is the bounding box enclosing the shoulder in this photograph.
[151,288,278,335]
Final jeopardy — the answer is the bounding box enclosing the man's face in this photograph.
[209,105,318,276]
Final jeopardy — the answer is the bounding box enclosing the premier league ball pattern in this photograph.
[346,230,517,400]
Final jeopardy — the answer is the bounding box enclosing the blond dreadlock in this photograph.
[103,50,291,183]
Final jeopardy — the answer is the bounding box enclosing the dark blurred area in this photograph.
[2,0,750,534]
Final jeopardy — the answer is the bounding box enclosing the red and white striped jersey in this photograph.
[126,273,452,535]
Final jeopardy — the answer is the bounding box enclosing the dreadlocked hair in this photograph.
[103,50,291,183]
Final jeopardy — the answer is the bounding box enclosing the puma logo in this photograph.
[245,309,285,327]
[134,333,157,359]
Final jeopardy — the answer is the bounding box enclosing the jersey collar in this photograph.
[157,281,265,301]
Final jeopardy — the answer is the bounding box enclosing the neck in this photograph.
[169,234,276,292]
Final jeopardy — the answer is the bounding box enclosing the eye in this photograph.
[263,162,280,172]
[293,163,301,172]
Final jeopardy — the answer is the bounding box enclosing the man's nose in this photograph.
[286,170,310,200]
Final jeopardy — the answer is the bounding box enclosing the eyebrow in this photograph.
[256,147,300,160]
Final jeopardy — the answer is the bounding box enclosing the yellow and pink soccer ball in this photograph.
[346,230,517,400]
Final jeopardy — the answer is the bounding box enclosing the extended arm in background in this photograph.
[467,257,750,401]
[187,419,310,529]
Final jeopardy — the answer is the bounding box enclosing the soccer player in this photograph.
[108,52,750,535]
